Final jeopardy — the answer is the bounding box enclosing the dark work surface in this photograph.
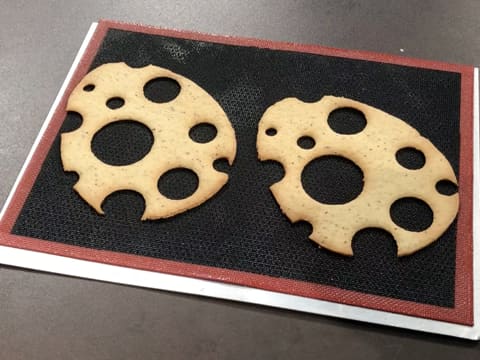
[13,28,460,307]
[1,1,479,359]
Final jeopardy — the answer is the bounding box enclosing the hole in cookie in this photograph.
[125,62,150,69]
[293,221,314,240]
[91,120,154,166]
[213,158,231,173]
[395,147,425,170]
[265,128,277,136]
[189,123,217,143]
[83,84,95,92]
[64,171,79,186]
[106,97,125,110]
[327,108,367,134]
[436,180,458,196]
[158,168,199,200]
[62,111,83,133]
[390,197,433,232]
[302,155,364,204]
[262,160,285,184]
[297,136,315,149]
[352,228,397,260]
[102,190,145,220]
[144,77,180,103]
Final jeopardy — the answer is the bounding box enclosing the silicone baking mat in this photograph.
[0,20,478,339]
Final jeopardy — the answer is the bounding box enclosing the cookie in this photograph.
[61,62,236,220]
[257,96,459,256]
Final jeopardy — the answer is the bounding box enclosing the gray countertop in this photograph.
[1,1,479,358]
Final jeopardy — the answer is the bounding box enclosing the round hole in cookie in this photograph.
[297,136,315,149]
[83,84,95,92]
[352,228,397,260]
[436,180,458,196]
[106,97,125,110]
[262,160,285,184]
[91,120,154,166]
[102,190,145,220]
[327,107,367,134]
[213,158,231,173]
[266,128,277,136]
[395,147,425,170]
[189,123,217,143]
[158,168,199,200]
[390,197,433,232]
[302,155,364,204]
[144,77,180,103]
[64,171,79,187]
[62,111,83,133]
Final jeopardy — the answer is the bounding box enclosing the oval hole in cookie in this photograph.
[297,136,315,149]
[106,97,125,110]
[436,180,458,196]
[390,197,433,232]
[327,108,367,134]
[158,168,199,200]
[83,84,95,92]
[144,77,180,103]
[62,111,83,133]
[395,147,425,169]
[91,120,154,166]
[266,128,277,136]
[189,123,217,143]
[302,155,364,204]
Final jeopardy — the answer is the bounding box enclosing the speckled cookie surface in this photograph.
[257,96,459,256]
[61,62,236,220]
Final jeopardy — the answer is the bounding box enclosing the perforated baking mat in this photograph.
[0,20,478,339]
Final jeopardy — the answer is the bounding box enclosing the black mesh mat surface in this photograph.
[12,29,460,307]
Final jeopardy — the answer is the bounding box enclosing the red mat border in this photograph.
[0,20,474,325]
